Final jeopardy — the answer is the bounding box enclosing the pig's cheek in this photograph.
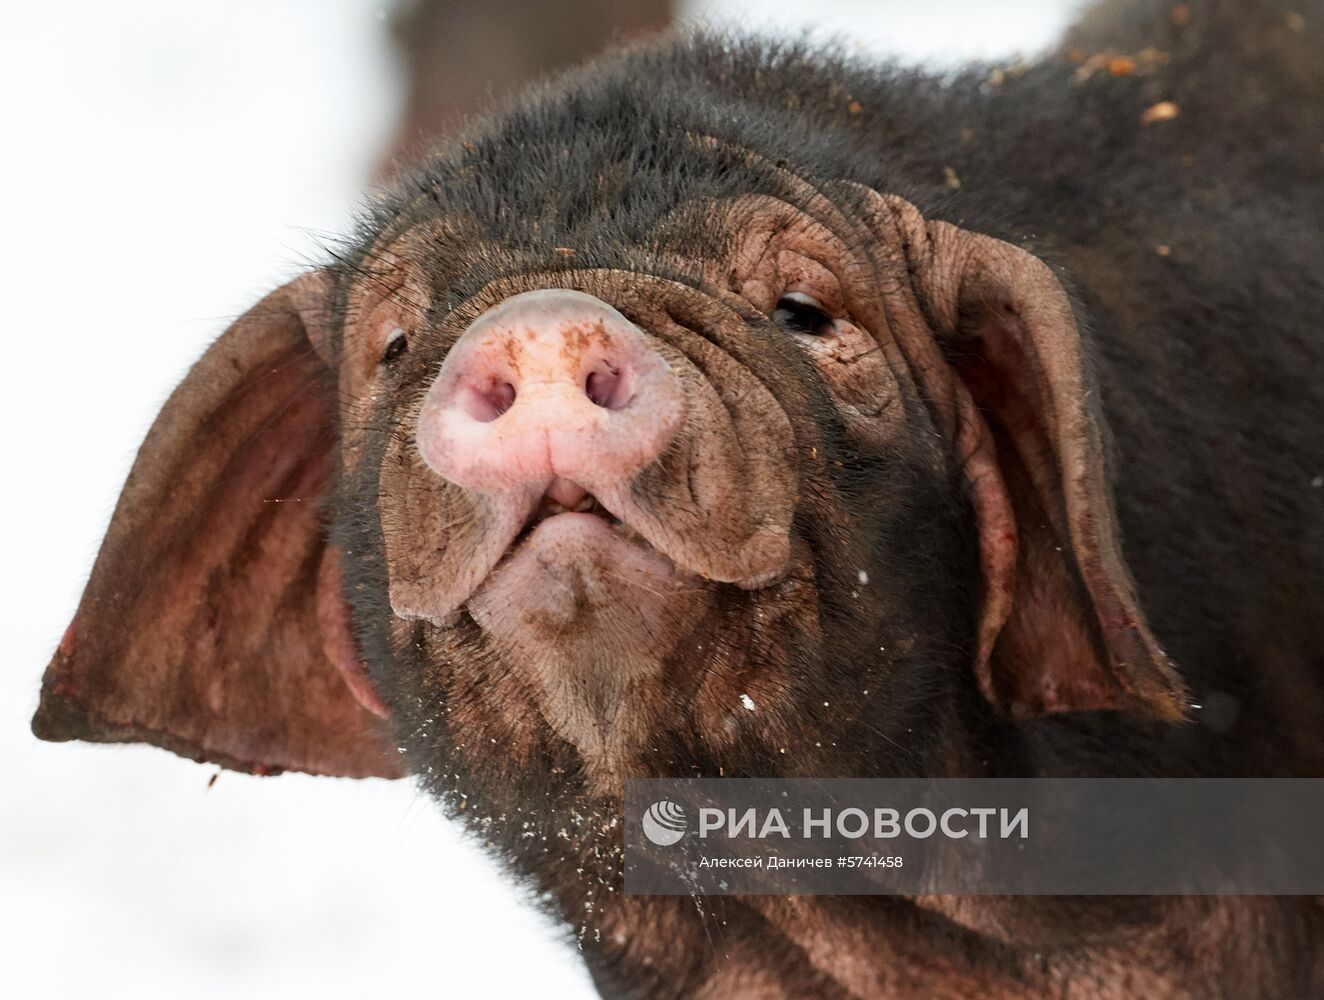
[799,322,907,443]
[338,393,373,474]
[693,549,823,754]
[335,354,400,473]
[388,613,416,661]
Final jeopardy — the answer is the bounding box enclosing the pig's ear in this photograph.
[32,274,404,778]
[912,220,1188,722]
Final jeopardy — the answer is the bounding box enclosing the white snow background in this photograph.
[0,2,1077,997]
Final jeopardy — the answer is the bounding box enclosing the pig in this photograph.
[32,0,1324,995]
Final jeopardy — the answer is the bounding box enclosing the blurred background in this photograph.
[1,2,1080,997]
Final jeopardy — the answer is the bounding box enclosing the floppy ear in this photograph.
[32,274,403,778]
[865,193,1188,721]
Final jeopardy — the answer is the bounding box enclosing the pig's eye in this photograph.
[381,328,409,365]
[773,292,834,337]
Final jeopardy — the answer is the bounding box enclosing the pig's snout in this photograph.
[417,289,684,496]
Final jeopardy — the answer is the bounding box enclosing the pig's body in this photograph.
[34,0,1324,996]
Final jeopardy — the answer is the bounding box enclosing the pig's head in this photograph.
[35,38,1186,849]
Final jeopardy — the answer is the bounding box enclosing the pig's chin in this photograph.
[465,511,683,633]
[463,506,716,781]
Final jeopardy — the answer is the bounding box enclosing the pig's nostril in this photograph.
[586,366,624,409]
[459,380,517,422]
[491,381,516,416]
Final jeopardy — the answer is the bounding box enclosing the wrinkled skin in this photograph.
[352,203,977,791]
[34,0,1324,996]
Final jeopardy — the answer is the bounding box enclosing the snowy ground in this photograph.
[0,2,1076,997]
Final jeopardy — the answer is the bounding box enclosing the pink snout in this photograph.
[417,289,684,500]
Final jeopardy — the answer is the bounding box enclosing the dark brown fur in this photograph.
[34,1,1324,996]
